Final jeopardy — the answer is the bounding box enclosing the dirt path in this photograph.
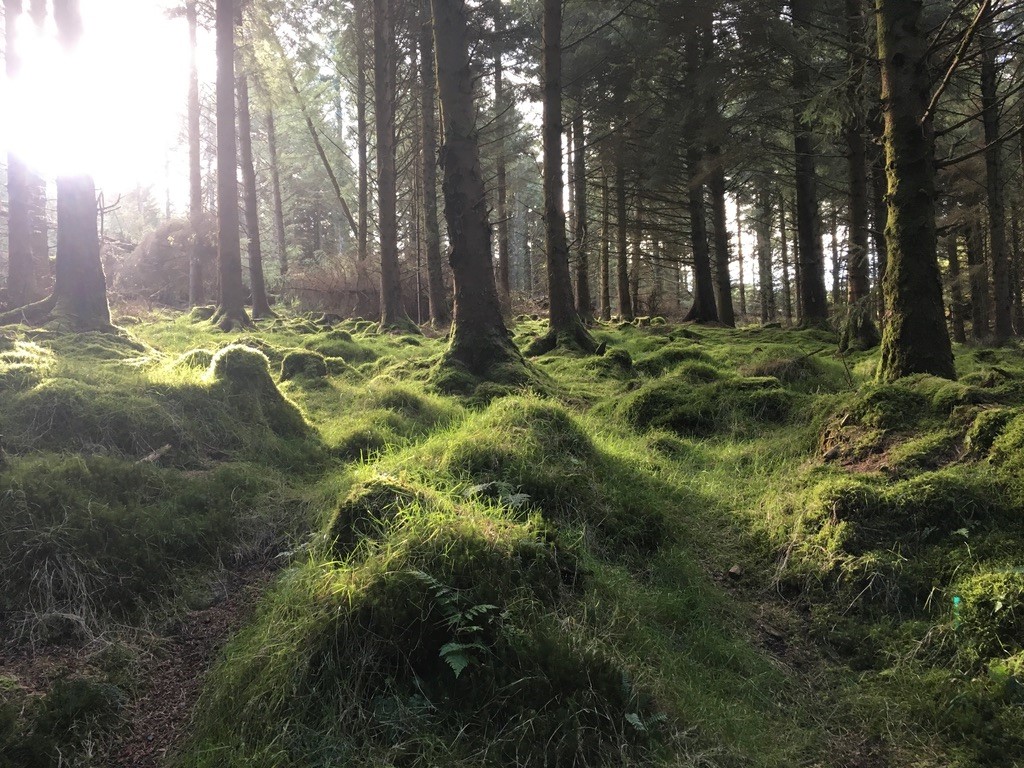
[0,564,276,768]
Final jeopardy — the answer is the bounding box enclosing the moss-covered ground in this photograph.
[2,310,1023,767]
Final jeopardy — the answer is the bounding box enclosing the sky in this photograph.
[1,0,211,202]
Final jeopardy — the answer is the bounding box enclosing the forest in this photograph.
[2,0,1024,765]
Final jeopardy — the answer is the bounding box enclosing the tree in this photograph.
[527,0,600,355]
[875,0,955,380]
[1,0,111,331]
[418,0,450,326]
[211,0,252,330]
[373,0,411,330]
[430,0,523,379]
[186,0,205,307]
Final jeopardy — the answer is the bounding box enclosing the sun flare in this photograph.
[2,0,197,191]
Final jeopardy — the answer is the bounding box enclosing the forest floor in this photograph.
[1,307,1023,767]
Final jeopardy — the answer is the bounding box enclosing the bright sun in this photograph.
[2,0,197,192]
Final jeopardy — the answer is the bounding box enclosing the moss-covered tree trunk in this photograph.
[779,191,794,324]
[966,219,990,340]
[50,176,111,330]
[532,0,598,354]
[875,0,955,381]
[418,0,450,326]
[236,64,273,319]
[737,197,747,319]
[212,0,251,331]
[430,0,522,378]
[756,186,776,324]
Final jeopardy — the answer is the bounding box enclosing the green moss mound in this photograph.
[279,350,328,382]
[303,329,378,364]
[616,375,795,437]
[425,397,666,556]
[953,569,1024,662]
[174,348,215,370]
[633,342,712,377]
[185,511,651,768]
[326,473,437,556]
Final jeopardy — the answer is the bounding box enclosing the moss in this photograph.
[846,383,929,430]
[189,305,217,322]
[280,350,329,382]
[174,348,215,371]
[616,376,795,437]
[740,354,822,387]
[953,569,1024,662]
[325,474,437,556]
[633,342,712,377]
[886,429,960,472]
[209,345,310,440]
[967,408,1017,455]
[186,511,650,768]
[990,411,1024,470]
[302,330,378,364]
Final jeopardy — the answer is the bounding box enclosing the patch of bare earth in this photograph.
[0,564,276,768]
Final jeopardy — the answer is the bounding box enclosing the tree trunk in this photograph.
[600,170,611,320]
[430,0,522,377]
[737,197,747,319]
[756,186,775,324]
[792,0,829,326]
[213,0,251,330]
[967,218,990,339]
[869,107,888,323]
[980,22,1012,341]
[493,1,511,312]
[572,110,593,322]
[236,65,272,318]
[875,0,955,380]
[49,176,110,329]
[265,105,288,280]
[779,191,793,324]
[374,0,409,329]
[947,231,967,344]
[186,0,205,307]
[630,200,643,315]
[419,0,450,326]
[616,160,633,320]
[1012,211,1024,335]
[531,0,597,354]
[709,151,735,326]
[830,207,841,305]
[684,150,718,323]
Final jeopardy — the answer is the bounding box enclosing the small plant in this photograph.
[410,569,501,679]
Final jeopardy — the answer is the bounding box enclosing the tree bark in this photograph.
[737,197,747,319]
[684,150,718,323]
[616,159,633,320]
[430,0,522,377]
[50,176,110,329]
[213,0,251,330]
[531,0,597,353]
[236,64,272,318]
[600,170,612,321]
[875,0,955,380]
[947,231,967,344]
[419,0,450,326]
[572,110,593,322]
[791,0,829,326]
[756,185,775,324]
[493,0,511,312]
[980,20,1012,341]
[186,0,205,307]
[265,105,288,280]
[779,191,793,325]
[374,0,409,329]
[967,218,990,339]
[709,151,735,326]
